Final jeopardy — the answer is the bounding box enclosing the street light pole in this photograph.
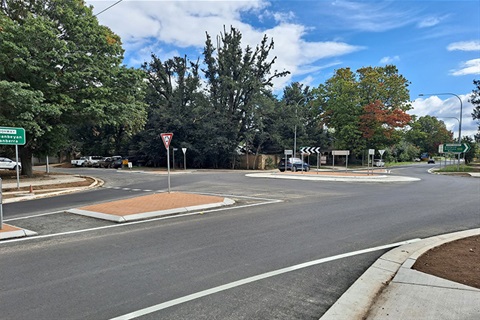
[293,97,305,159]
[418,93,463,142]
[438,116,461,167]
[438,116,460,139]
[419,93,463,168]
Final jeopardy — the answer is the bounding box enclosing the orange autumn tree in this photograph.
[360,100,411,145]
[315,65,412,159]
[356,65,412,149]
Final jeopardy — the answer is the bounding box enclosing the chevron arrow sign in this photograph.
[300,147,321,154]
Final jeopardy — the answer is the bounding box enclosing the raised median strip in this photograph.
[246,171,420,182]
[0,224,37,240]
[66,192,235,223]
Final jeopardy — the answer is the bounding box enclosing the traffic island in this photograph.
[66,192,235,223]
[0,224,37,240]
[246,171,419,182]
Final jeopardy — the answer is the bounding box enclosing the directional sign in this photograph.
[160,133,173,149]
[300,147,321,154]
[0,126,26,145]
[332,150,350,156]
[443,143,470,153]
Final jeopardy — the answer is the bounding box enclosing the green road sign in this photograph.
[0,126,26,145]
[443,143,470,153]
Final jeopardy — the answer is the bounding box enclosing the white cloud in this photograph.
[450,59,480,76]
[299,75,315,87]
[417,17,441,28]
[328,1,418,32]
[379,56,400,64]
[264,23,363,88]
[447,40,480,51]
[87,0,363,91]
[411,95,477,138]
[259,9,295,23]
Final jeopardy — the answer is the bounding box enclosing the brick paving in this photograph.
[0,224,22,233]
[79,192,225,216]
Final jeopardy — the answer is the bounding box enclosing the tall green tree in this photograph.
[356,65,411,148]
[203,26,289,167]
[314,68,364,153]
[314,66,411,158]
[470,79,480,141]
[279,82,326,156]
[0,0,146,175]
[138,55,207,167]
[405,115,453,156]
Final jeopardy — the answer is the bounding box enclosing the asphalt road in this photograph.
[1,165,479,319]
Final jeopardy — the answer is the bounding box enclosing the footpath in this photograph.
[0,168,479,319]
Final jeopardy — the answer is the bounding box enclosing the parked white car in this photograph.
[373,159,385,167]
[0,157,22,170]
[71,156,103,167]
[71,157,88,167]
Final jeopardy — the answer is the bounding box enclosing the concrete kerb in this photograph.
[2,175,104,204]
[429,167,480,178]
[320,228,480,320]
[246,172,420,183]
[0,224,38,240]
[67,198,235,223]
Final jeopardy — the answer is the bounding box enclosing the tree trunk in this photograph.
[20,146,34,178]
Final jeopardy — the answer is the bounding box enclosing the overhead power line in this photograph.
[94,0,124,16]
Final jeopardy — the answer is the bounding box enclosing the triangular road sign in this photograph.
[161,133,173,149]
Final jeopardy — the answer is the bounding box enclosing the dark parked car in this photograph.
[96,156,122,168]
[278,157,310,172]
[111,158,124,169]
[428,158,435,164]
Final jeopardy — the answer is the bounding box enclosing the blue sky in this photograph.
[86,0,480,138]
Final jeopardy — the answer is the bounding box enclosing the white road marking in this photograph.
[109,238,420,320]
[4,211,64,221]
[0,195,282,245]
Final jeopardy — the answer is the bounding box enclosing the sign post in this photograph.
[440,143,470,170]
[379,149,385,161]
[332,150,350,171]
[172,148,178,170]
[368,149,375,175]
[182,148,187,170]
[0,126,26,189]
[284,149,293,172]
[300,147,321,173]
[161,133,173,193]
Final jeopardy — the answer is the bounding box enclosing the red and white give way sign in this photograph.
[160,133,173,149]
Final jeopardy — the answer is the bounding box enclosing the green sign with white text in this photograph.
[442,143,470,153]
[0,126,26,145]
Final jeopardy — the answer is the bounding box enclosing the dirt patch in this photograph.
[412,235,480,289]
